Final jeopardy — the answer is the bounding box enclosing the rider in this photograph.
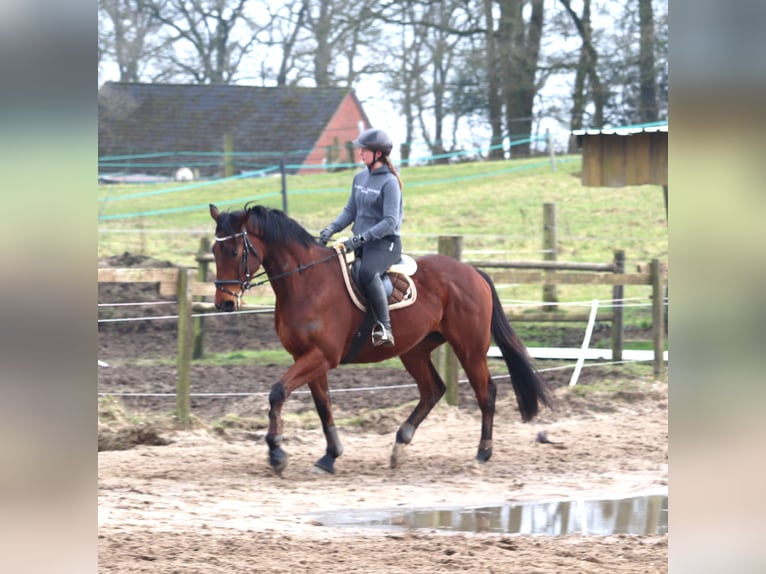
[319,128,403,347]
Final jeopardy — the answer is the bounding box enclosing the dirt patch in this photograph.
[98,276,668,573]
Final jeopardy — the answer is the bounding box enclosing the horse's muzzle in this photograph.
[215,299,237,312]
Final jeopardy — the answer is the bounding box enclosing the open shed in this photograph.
[572,122,668,214]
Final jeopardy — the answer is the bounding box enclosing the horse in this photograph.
[209,203,552,474]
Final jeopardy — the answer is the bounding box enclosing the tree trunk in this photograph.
[498,0,521,155]
[567,0,589,152]
[638,0,658,122]
[313,0,333,86]
[276,1,307,87]
[498,0,543,157]
[517,0,544,155]
[484,0,504,160]
[559,0,604,127]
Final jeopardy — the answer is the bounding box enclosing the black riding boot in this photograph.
[364,274,394,347]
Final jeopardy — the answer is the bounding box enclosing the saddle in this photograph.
[332,242,418,312]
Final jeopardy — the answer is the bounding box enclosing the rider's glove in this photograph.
[318,227,334,245]
[342,235,365,252]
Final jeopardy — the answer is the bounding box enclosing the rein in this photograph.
[214,229,340,303]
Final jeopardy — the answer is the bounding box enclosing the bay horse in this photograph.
[209,203,552,474]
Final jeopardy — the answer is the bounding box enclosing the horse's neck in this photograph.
[262,244,324,300]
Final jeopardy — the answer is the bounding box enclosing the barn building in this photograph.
[98,82,371,178]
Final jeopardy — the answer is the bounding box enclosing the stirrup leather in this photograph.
[371,322,395,347]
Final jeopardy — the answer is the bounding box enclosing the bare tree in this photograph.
[494,0,545,157]
[98,0,667,157]
[252,0,310,86]
[379,0,480,160]
[99,0,167,83]
[384,1,428,162]
[558,0,605,129]
[299,0,383,87]
[139,0,257,84]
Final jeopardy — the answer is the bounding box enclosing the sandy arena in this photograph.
[98,281,668,573]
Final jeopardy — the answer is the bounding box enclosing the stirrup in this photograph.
[371,322,395,347]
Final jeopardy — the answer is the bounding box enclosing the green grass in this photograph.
[119,347,407,368]
[566,363,665,396]
[98,154,668,324]
[197,349,293,366]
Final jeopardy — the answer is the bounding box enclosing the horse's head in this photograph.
[209,204,261,311]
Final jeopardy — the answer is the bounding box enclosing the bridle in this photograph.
[213,229,264,305]
[213,227,341,306]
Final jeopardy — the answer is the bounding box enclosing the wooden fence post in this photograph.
[223,133,233,178]
[542,203,558,310]
[176,268,194,426]
[651,259,666,378]
[611,249,625,361]
[193,237,210,359]
[547,128,557,173]
[280,157,288,214]
[437,236,462,406]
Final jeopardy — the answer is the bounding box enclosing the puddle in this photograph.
[312,493,668,536]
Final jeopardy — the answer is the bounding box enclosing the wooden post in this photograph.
[193,237,210,359]
[651,259,665,378]
[542,203,558,311]
[176,268,194,426]
[437,236,462,406]
[280,157,288,214]
[611,249,625,361]
[547,128,556,173]
[223,133,233,178]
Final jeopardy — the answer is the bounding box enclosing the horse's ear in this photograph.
[209,204,219,220]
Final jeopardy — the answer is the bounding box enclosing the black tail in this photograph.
[477,269,553,422]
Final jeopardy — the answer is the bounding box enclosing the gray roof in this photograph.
[98,82,361,170]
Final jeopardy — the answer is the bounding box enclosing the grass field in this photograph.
[98,154,668,335]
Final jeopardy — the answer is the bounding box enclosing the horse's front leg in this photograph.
[266,381,289,473]
[265,348,332,475]
[308,375,343,474]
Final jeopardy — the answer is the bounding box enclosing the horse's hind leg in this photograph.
[391,341,446,468]
[453,346,497,463]
[308,375,343,474]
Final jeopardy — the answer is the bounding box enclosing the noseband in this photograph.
[213,229,264,304]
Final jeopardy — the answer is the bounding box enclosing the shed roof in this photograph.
[571,121,668,137]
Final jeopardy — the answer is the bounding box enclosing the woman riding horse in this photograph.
[210,203,552,475]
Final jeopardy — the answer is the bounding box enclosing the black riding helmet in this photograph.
[352,128,393,156]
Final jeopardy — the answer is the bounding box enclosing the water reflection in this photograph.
[314,494,668,536]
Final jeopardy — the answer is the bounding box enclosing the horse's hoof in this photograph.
[269,447,288,474]
[390,442,407,469]
[313,453,336,474]
[476,447,493,463]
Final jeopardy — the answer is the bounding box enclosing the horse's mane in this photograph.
[245,204,316,249]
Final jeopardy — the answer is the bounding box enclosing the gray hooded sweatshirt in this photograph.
[327,163,402,243]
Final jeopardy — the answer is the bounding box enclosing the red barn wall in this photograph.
[300,93,370,174]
